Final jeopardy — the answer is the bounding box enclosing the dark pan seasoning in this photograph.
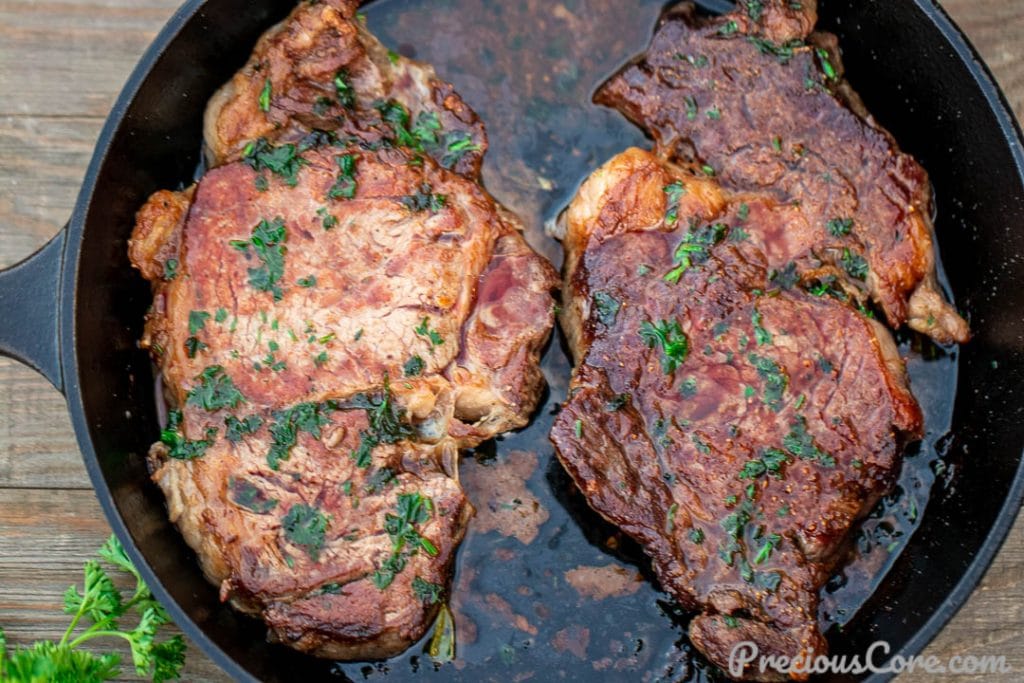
[316,0,961,681]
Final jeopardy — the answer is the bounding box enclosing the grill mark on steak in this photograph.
[129,0,557,660]
[595,0,969,345]
[549,148,922,681]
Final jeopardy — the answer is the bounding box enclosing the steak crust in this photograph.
[204,0,486,177]
[596,0,969,344]
[549,148,922,680]
[130,0,556,660]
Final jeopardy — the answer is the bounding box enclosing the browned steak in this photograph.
[205,0,486,177]
[596,0,969,345]
[549,148,922,680]
[128,0,557,660]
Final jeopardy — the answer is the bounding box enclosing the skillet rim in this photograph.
[57,1,1024,681]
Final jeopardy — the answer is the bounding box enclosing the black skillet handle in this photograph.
[0,226,66,393]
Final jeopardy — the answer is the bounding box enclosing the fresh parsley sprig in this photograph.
[0,535,186,682]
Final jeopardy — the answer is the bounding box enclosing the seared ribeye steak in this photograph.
[129,1,557,660]
[549,148,922,680]
[596,0,969,344]
[204,0,485,178]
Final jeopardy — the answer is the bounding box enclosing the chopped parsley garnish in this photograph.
[346,376,416,469]
[747,37,806,64]
[805,274,848,300]
[376,100,429,150]
[739,447,789,481]
[188,310,210,335]
[719,20,739,36]
[282,503,329,561]
[328,154,358,200]
[242,138,307,188]
[439,131,481,169]
[415,316,445,349]
[663,181,686,225]
[754,533,781,564]
[266,401,337,469]
[373,492,439,589]
[689,528,705,544]
[334,69,355,108]
[827,217,854,237]
[258,78,272,112]
[224,414,263,442]
[816,47,838,80]
[592,291,621,326]
[768,262,799,290]
[313,351,329,367]
[746,0,764,20]
[783,416,835,467]
[297,275,317,288]
[684,96,698,121]
[215,308,228,323]
[752,306,772,346]
[160,410,216,460]
[184,336,207,359]
[317,207,338,230]
[404,355,425,377]
[680,376,699,398]
[233,217,288,301]
[401,183,447,213]
[840,248,869,280]
[186,365,245,411]
[664,222,727,283]
[229,477,277,513]
[748,353,788,412]
[163,258,179,281]
[639,319,689,374]
[412,576,442,604]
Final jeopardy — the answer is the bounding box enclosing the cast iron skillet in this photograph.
[0,0,1022,681]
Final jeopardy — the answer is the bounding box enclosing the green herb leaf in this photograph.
[826,217,854,237]
[243,138,307,188]
[592,291,621,326]
[258,78,272,112]
[402,183,447,213]
[403,355,425,377]
[415,317,445,348]
[282,503,329,561]
[329,154,358,200]
[266,401,337,469]
[639,319,689,374]
[334,69,355,109]
[228,477,277,514]
[187,365,245,411]
[412,576,443,605]
[346,376,415,469]
[234,216,288,300]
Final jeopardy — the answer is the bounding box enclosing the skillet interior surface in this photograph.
[65,0,1024,681]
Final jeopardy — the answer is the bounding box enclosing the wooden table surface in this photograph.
[0,1,1022,681]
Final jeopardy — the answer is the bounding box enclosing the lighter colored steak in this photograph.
[129,0,556,659]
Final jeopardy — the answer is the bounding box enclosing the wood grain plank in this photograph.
[0,1,1021,681]
[0,488,231,681]
[0,0,180,118]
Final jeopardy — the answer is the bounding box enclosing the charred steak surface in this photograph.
[596,0,968,344]
[129,0,556,660]
[549,148,923,679]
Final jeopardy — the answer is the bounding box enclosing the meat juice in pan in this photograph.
[231,1,961,679]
